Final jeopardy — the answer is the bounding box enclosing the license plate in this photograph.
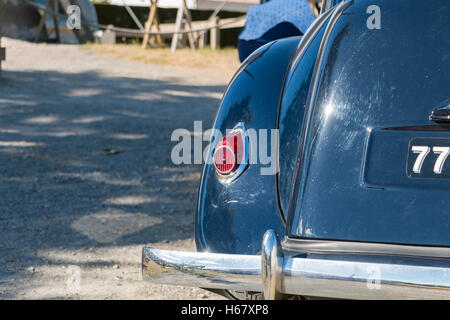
[407,138,450,179]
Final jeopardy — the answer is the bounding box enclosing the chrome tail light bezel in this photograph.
[213,122,249,185]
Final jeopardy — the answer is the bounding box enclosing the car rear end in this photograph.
[142,0,450,299]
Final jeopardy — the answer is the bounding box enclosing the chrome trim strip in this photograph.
[429,114,450,122]
[287,6,334,75]
[283,238,450,259]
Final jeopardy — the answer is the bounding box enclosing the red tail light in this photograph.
[213,144,236,175]
[213,123,248,183]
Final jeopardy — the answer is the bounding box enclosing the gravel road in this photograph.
[0,38,234,299]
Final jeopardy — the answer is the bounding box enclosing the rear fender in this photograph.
[195,37,301,255]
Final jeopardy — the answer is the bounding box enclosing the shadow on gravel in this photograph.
[0,69,225,295]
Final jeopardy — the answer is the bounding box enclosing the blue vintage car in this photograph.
[142,0,450,299]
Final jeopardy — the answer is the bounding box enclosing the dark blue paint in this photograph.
[196,0,450,255]
[195,38,301,255]
[277,19,328,214]
[288,0,450,246]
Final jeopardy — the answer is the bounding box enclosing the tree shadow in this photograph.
[0,68,226,297]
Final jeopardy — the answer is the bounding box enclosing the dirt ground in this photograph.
[0,38,238,299]
[84,44,240,71]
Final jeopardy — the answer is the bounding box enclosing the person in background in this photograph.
[238,0,316,62]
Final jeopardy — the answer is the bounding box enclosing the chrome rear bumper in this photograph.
[142,230,450,299]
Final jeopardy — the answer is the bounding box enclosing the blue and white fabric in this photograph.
[239,0,316,41]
